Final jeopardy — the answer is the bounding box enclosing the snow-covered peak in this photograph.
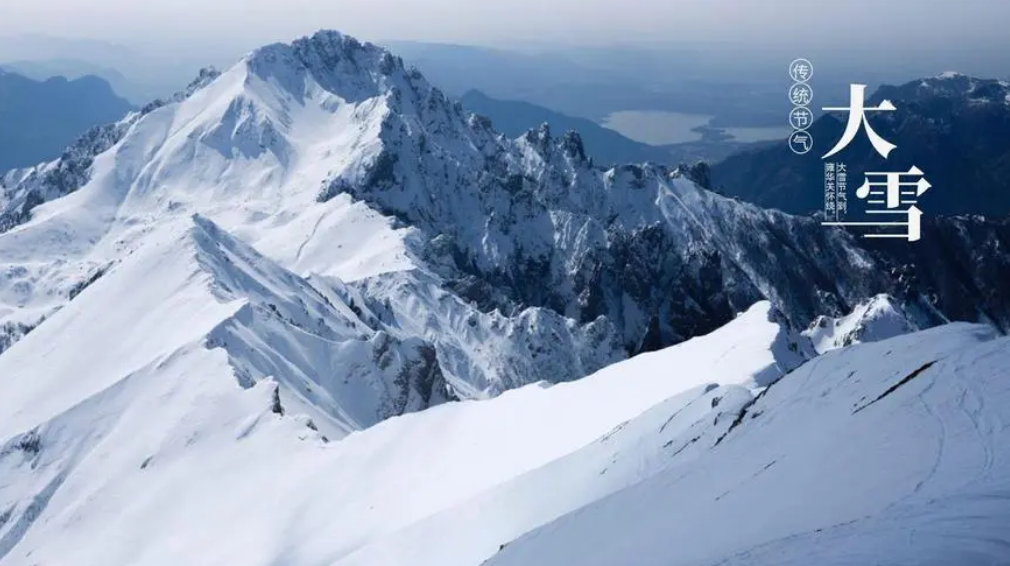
[244,30,419,105]
[900,72,1010,105]
[0,29,629,396]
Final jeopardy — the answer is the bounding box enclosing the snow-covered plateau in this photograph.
[0,30,1008,565]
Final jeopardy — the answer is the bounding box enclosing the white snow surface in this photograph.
[0,214,448,441]
[0,298,801,565]
[484,323,1010,566]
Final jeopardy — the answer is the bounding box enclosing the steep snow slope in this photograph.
[0,302,803,566]
[483,323,1009,566]
[0,214,449,441]
[338,380,755,566]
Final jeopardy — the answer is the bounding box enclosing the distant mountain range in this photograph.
[0,58,153,103]
[712,74,1010,217]
[460,89,762,167]
[460,90,676,166]
[0,33,242,105]
[0,69,134,171]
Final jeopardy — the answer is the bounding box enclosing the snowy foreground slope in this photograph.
[485,324,1010,566]
[0,300,804,565]
[2,295,1007,565]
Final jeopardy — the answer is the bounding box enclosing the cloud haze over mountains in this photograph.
[1,0,1008,47]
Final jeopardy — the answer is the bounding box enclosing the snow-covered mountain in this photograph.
[0,33,626,399]
[3,31,1008,383]
[1,30,1009,565]
[0,212,451,441]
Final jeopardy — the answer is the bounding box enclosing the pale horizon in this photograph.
[2,0,1009,52]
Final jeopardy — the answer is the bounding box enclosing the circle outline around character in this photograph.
[788,83,813,107]
[789,106,814,131]
[789,58,813,83]
[789,130,813,155]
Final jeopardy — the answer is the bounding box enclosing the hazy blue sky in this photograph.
[1,0,1007,49]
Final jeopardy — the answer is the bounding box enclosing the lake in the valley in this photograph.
[601,110,791,145]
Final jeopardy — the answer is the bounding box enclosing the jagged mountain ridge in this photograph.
[0,67,220,233]
[804,293,922,354]
[458,89,678,166]
[1,212,450,441]
[1,30,1009,397]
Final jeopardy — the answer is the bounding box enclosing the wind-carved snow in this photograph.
[343,269,624,396]
[0,214,453,561]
